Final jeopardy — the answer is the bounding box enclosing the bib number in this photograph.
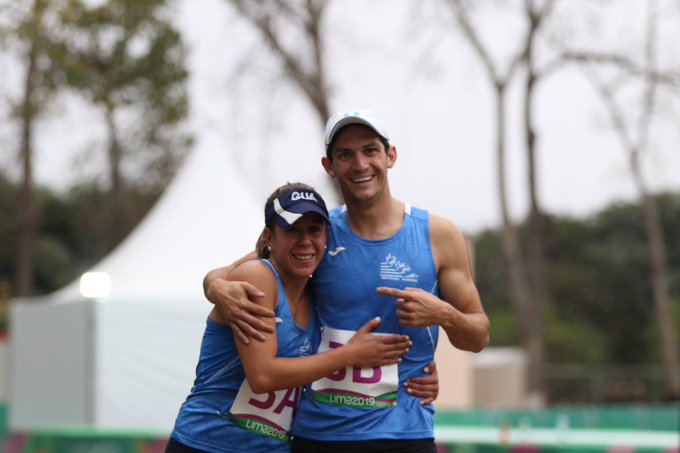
[227,379,300,442]
[310,327,399,409]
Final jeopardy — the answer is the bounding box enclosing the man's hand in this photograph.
[376,287,450,328]
[207,278,274,344]
[404,362,439,406]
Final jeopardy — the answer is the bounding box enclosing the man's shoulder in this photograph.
[400,202,458,236]
[428,214,465,248]
[428,212,457,229]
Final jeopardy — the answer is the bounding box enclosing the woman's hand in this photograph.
[344,317,411,368]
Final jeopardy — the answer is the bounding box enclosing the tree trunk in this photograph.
[15,0,44,297]
[104,101,131,246]
[643,194,680,399]
[495,82,544,403]
[631,163,680,399]
[633,0,679,399]
[447,0,547,404]
[522,13,547,403]
[524,58,547,304]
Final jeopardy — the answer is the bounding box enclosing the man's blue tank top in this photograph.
[170,260,319,452]
[292,204,440,441]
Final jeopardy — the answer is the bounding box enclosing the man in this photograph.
[204,109,490,452]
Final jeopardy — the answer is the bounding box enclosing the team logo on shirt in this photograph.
[327,246,346,257]
[299,338,313,357]
[379,253,418,283]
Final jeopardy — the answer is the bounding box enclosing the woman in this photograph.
[167,182,412,452]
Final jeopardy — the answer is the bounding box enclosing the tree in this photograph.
[445,0,560,403]
[228,0,330,125]
[225,0,340,203]
[52,0,191,246]
[574,0,680,399]
[2,0,62,297]
[475,192,680,402]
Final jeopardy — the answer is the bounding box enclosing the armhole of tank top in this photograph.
[261,259,281,308]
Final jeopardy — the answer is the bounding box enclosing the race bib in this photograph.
[227,379,300,443]
[310,327,399,409]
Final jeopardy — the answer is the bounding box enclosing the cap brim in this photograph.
[272,201,330,228]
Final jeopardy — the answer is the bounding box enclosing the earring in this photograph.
[267,245,272,251]
[324,245,327,250]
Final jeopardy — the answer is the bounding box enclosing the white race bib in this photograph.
[310,327,399,409]
[227,379,300,442]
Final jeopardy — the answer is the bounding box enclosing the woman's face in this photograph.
[268,213,328,280]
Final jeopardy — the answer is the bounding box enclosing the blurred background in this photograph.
[0,0,678,452]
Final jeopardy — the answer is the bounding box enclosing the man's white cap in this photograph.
[323,109,389,148]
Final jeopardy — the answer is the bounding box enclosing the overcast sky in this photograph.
[9,0,680,234]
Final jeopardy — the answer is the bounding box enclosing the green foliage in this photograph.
[543,302,606,364]
[0,171,19,289]
[1,0,191,299]
[474,192,680,400]
[0,175,162,300]
[548,214,654,363]
[51,0,192,189]
[474,229,510,312]
[474,229,521,346]
[33,235,72,291]
[485,310,520,346]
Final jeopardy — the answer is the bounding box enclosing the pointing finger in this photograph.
[376,287,408,299]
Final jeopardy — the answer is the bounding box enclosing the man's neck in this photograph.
[345,197,405,241]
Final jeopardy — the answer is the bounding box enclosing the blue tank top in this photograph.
[292,205,440,441]
[170,260,320,452]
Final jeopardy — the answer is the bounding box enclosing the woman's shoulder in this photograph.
[231,260,278,300]
[232,259,267,277]
[231,258,273,281]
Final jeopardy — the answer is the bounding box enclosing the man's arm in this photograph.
[376,215,489,352]
[203,251,276,344]
[430,215,489,351]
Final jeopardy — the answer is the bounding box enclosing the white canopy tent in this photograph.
[9,136,264,432]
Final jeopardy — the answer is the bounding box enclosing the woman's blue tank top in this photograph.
[171,259,319,452]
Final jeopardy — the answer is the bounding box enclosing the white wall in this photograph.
[95,301,209,430]
[9,300,92,429]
